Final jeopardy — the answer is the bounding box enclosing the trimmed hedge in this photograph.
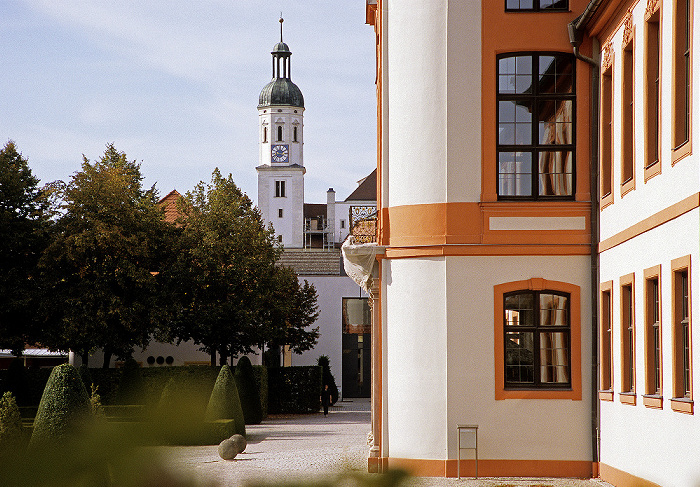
[267,366,322,414]
[30,364,91,447]
[235,356,262,424]
[205,365,245,436]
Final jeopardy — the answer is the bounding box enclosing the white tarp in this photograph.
[341,237,385,294]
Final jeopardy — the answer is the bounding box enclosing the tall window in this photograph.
[263,126,268,143]
[601,283,613,394]
[505,0,568,11]
[275,180,286,198]
[673,263,692,401]
[621,39,634,186]
[293,126,298,142]
[645,12,661,172]
[277,125,283,142]
[621,280,636,395]
[601,66,613,201]
[504,290,571,388]
[497,53,575,199]
[673,0,691,150]
[645,273,662,397]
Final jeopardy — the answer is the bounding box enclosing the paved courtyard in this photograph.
[161,400,614,487]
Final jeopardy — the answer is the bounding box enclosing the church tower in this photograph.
[256,18,305,248]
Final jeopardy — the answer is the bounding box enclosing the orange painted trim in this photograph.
[619,392,637,405]
[386,458,593,479]
[599,192,700,252]
[670,397,694,414]
[386,202,591,248]
[600,462,663,487]
[494,279,582,400]
[599,390,614,401]
[642,394,663,409]
[385,245,590,259]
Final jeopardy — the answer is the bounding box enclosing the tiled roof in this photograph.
[159,190,183,224]
[345,169,377,202]
[277,249,343,276]
[304,203,327,219]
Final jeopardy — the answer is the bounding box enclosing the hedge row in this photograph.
[0,364,318,415]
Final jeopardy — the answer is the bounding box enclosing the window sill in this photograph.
[619,392,637,405]
[620,177,635,198]
[642,394,663,409]
[644,161,661,182]
[670,397,694,414]
[672,140,692,165]
[600,192,614,210]
[599,390,614,402]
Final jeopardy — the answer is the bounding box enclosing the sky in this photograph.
[0,1,377,205]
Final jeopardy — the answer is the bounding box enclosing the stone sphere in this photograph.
[218,438,238,460]
[230,434,247,454]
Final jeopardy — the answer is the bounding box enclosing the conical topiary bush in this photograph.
[317,355,339,405]
[30,363,91,447]
[205,365,245,436]
[0,391,23,452]
[234,356,262,425]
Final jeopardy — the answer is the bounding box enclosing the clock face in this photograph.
[271,144,289,163]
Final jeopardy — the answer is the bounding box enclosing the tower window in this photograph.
[293,126,298,142]
[275,180,286,198]
[263,126,268,143]
[340,219,346,229]
[278,208,284,218]
[277,126,283,142]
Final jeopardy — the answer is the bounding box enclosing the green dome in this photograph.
[258,78,304,108]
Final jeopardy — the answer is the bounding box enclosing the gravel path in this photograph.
[160,400,614,487]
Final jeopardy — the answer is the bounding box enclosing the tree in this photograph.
[162,169,281,364]
[37,144,169,367]
[0,141,50,354]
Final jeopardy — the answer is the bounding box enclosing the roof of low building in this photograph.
[345,169,377,202]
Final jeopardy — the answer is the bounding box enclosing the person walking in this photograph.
[320,384,332,416]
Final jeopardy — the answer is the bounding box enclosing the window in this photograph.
[621,38,635,190]
[275,180,286,198]
[278,235,283,243]
[672,256,693,413]
[645,11,661,177]
[497,53,575,199]
[263,126,268,143]
[278,208,283,218]
[601,65,613,203]
[600,281,613,400]
[644,267,662,407]
[620,275,636,400]
[673,0,691,153]
[340,219,346,229]
[293,126,298,142]
[277,125,283,142]
[505,0,568,11]
[494,279,581,400]
[504,290,571,388]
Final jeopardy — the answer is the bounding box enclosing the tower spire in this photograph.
[279,14,284,42]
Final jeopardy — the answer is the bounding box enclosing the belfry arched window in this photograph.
[277,126,283,142]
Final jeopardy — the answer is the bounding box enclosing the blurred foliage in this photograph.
[267,366,322,414]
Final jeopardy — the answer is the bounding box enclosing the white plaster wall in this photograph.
[599,210,700,486]
[286,275,368,400]
[387,0,447,207]
[599,2,700,242]
[446,0,482,203]
[258,106,304,167]
[444,255,592,461]
[384,257,448,459]
[257,167,304,248]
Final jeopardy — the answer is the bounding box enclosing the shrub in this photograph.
[235,357,262,425]
[29,364,91,447]
[317,355,339,405]
[205,365,245,436]
[78,364,93,393]
[0,392,23,450]
[267,366,322,414]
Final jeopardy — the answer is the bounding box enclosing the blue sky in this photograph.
[0,1,377,205]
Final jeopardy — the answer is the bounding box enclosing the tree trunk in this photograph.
[102,349,112,369]
[81,350,89,366]
[210,348,216,366]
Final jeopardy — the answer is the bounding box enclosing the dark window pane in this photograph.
[499,100,533,145]
[506,332,535,383]
[540,0,568,10]
[538,151,573,196]
[505,292,535,326]
[499,56,532,94]
[539,55,573,94]
[538,99,573,144]
[499,152,533,196]
[539,332,570,383]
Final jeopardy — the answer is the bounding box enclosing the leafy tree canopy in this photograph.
[0,141,51,354]
[38,144,168,365]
